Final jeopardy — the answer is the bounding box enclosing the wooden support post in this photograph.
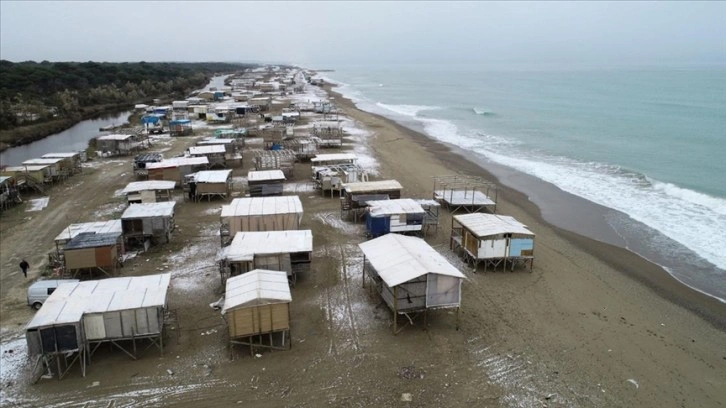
[456,307,460,331]
[393,286,398,335]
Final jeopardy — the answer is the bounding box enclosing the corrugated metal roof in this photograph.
[97,134,133,141]
[220,230,313,262]
[414,199,441,207]
[2,165,49,172]
[358,234,464,287]
[145,157,208,170]
[134,153,163,163]
[221,196,302,218]
[193,170,232,183]
[453,213,534,238]
[247,170,285,182]
[311,153,357,163]
[122,180,176,193]
[64,232,120,249]
[198,138,234,145]
[55,220,123,242]
[222,270,291,313]
[21,158,64,165]
[342,180,402,193]
[434,190,495,206]
[26,273,171,329]
[368,198,425,217]
[121,202,175,219]
[188,145,226,155]
[42,152,80,159]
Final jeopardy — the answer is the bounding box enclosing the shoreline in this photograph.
[326,83,726,329]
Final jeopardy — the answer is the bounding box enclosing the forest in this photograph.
[0,61,254,131]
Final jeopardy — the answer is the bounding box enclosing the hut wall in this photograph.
[380,277,427,313]
[148,167,181,183]
[197,182,227,194]
[228,303,290,339]
[479,238,507,259]
[509,238,534,257]
[27,324,82,355]
[64,248,97,269]
[254,254,292,275]
[426,274,461,308]
[88,307,162,341]
[228,214,300,234]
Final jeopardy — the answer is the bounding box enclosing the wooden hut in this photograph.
[218,230,313,284]
[42,152,83,175]
[186,169,232,202]
[54,220,124,264]
[341,180,403,221]
[222,270,292,355]
[247,170,285,197]
[121,180,176,204]
[133,153,164,179]
[450,213,535,272]
[25,274,171,381]
[169,119,193,136]
[21,158,65,181]
[96,134,144,156]
[63,232,122,278]
[197,138,238,155]
[188,145,227,169]
[146,157,209,184]
[433,175,498,213]
[220,196,303,245]
[365,198,426,238]
[121,202,176,247]
[252,150,295,178]
[1,165,52,190]
[359,234,465,334]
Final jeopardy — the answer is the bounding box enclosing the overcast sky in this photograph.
[1,1,724,66]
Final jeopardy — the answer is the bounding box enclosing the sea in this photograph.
[322,63,726,303]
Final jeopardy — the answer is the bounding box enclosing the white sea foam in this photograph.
[376,103,441,117]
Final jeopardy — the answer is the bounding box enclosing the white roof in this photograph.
[221,196,303,218]
[453,213,534,237]
[121,202,176,219]
[41,152,80,159]
[414,199,441,207]
[97,134,133,141]
[55,220,123,242]
[21,158,64,165]
[247,170,285,182]
[2,165,49,172]
[192,170,232,183]
[312,121,342,127]
[122,180,177,193]
[358,234,465,287]
[188,145,226,155]
[222,269,291,314]
[311,153,357,163]
[343,180,403,193]
[0,176,10,184]
[198,138,235,145]
[27,273,171,329]
[220,230,313,262]
[368,198,425,216]
[146,156,208,169]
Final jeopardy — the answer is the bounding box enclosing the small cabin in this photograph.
[133,152,164,179]
[1,165,52,185]
[42,152,83,175]
[222,270,292,355]
[220,196,303,245]
[359,234,465,334]
[121,202,176,247]
[25,274,171,380]
[146,157,209,184]
[188,145,227,169]
[63,232,122,278]
[122,180,176,204]
[96,134,145,156]
[54,220,124,263]
[197,138,237,155]
[169,119,193,136]
[186,169,232,202]
[247,170,285,197]
[253,150,295,178]
[218,230,313,284]
[341,180,403,222]
[365,198,426,238]
[450,213,535,272]
[21,158,65,181]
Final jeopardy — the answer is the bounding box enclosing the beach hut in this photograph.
[310,153,357,167]
[433,175,498,213]
[95,134,143,156]
[252,150,296,178]
[133,152,164,179]
[247,170,285,197]
[450,213,535,272]
[62,232,122,278]
[188,145,227,169]
[311,120,343,147]
[185,169,232,202]
[146,157,209,184]
[341,180,403,222]
[220,196,303,245]
[169,119,193,136]
[217,230,313,284]
[1,165,53,189]
[42,152,83,175]
[54,220,124,262]
[359,234,465,334]
[197,138,238,155]
[121,180,176,204]
[21,158,65,181]
[25,274,171,381]
[0,175,20,211]
[365,198,426,238]
[121,202,176,247]
[222,270,292,356]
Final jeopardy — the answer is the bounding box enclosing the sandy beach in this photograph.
[0,74,724,407]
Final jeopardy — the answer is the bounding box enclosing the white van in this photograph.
[27,279,79,310]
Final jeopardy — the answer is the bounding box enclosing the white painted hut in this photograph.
[220,196,303,245]
[365,198,426,238]
[359,234,465,334]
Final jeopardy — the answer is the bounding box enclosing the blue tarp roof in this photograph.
[169,119,192,125]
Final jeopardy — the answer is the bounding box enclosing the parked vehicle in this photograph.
[27,279,79,310]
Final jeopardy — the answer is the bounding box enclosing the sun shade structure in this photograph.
[222,270,292,356]
[120,202,176,247]
[341,180,403,222]
[219,196,303,245]
[433,175,498,213]
[450,213,535,272]
[25,273,171,381]
[217,230,313,285]
[122,180,176,204]
[247,169,286,197]
[359,234,465,334]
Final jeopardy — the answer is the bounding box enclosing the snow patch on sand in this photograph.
[25,197,49,212]
[93,202,126,218]
[312,212,363,236]
[165,225,220,293]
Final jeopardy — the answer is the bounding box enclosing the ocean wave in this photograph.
[376,103,442,117]
[473,107,496,116]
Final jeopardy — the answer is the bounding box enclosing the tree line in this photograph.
[0,61,255,130]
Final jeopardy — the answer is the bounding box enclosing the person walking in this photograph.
[19,259,29,278]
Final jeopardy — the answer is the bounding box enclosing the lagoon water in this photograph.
[324,63,726,302]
